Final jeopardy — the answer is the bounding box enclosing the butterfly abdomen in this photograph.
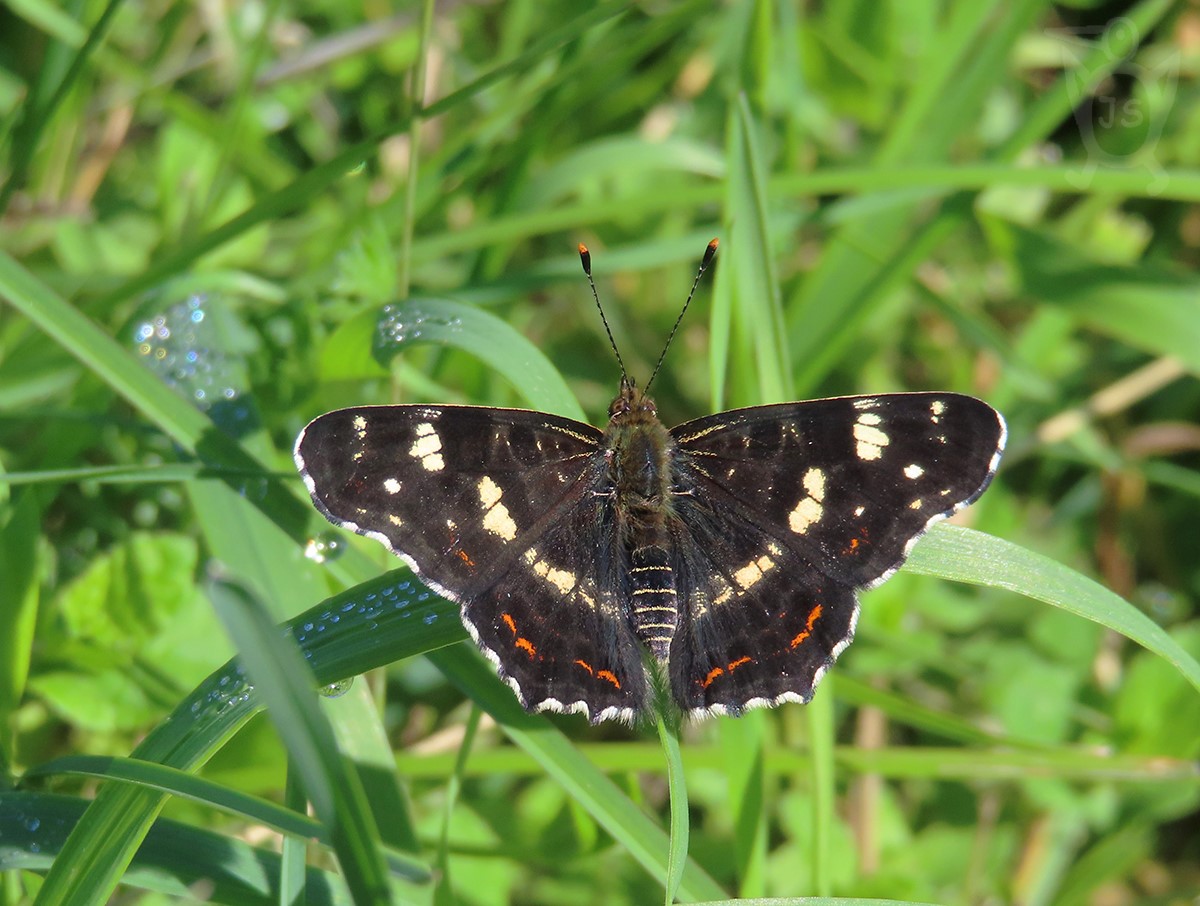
[629,543,677,660]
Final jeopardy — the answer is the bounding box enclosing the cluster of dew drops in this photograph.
[374,303,462,353]
[133,294,239,409]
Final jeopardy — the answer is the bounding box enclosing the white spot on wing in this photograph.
[854,419,889,461]
[409,423,444,472]
[903,464,924,480]
[733,555,775,590]
[383,478,401,494]
[483,501,517,541]
[789,497,823,534]
[789,467,827,534]
[803,467,826,501]
[477,475,503,509]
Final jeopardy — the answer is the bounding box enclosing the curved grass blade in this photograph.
[909,524,1200,696]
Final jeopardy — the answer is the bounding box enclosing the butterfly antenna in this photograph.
[579,243,629,385]
[644,238,719,394]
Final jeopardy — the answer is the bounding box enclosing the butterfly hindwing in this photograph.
[667,491,859,716]
[295,405,648,719]
[469,495,648,720]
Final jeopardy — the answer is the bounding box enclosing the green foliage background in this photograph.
[1,1,1199,904]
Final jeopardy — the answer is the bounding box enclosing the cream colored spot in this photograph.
[532,558,576,594]
[857,412,882,426]
[477,475,503,509]
[930,400,946,415]
[803,467,826,502]
[352,450,363,461]
[909,499,923,510]
[707,578,732,609]
[789,497,823,534]
[383,478,401,494]
[854,421,890,461]
[483,502,517,541]
[409,423,444,472]
[903,464,924,480]
[789,467,828,534]
[854,505,866,517]
[388,514,403,527]
[733,555,775,590]
[352,415,367,439]
[853,398,878,410]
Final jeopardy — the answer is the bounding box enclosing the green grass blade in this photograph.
[427,648,727,902]
[656,713,689,906]
[909,525,1200,695]
[209,574,392,906]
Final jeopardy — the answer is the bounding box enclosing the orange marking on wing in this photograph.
[596,670,621,689]
[727,656,753,672]
[574,659,594,675]
[501,613,517,634]
[456,549,475,567]
[701,666,725,688]
[789,603,824,649]
[515,637,536,657]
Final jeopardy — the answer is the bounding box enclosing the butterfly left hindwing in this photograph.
[295,405,649,720]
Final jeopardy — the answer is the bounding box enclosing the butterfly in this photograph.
[295,241,1005,723]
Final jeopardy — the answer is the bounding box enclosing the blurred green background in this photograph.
[2,1,1199,904]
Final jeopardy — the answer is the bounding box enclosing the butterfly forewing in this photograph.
[665,392,1005,714]
[295,405,648,718]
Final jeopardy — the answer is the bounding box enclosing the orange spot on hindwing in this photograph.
[701,655,754,689]
[501,611,536,659]
[575,658,621,689]
[789,603,823,649]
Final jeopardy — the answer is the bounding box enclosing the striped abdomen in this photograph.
[630,544,677,660]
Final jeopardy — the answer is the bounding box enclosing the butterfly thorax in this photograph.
[603,380,678,661]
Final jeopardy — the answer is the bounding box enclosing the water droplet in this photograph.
[304,533,344,564]
[320,678,355,698]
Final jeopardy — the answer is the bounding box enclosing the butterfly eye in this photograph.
[609,397,630,418]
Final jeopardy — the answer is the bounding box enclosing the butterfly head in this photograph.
[608,377,658,426]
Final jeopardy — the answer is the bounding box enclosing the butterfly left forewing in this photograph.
[671,392,1005,588]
